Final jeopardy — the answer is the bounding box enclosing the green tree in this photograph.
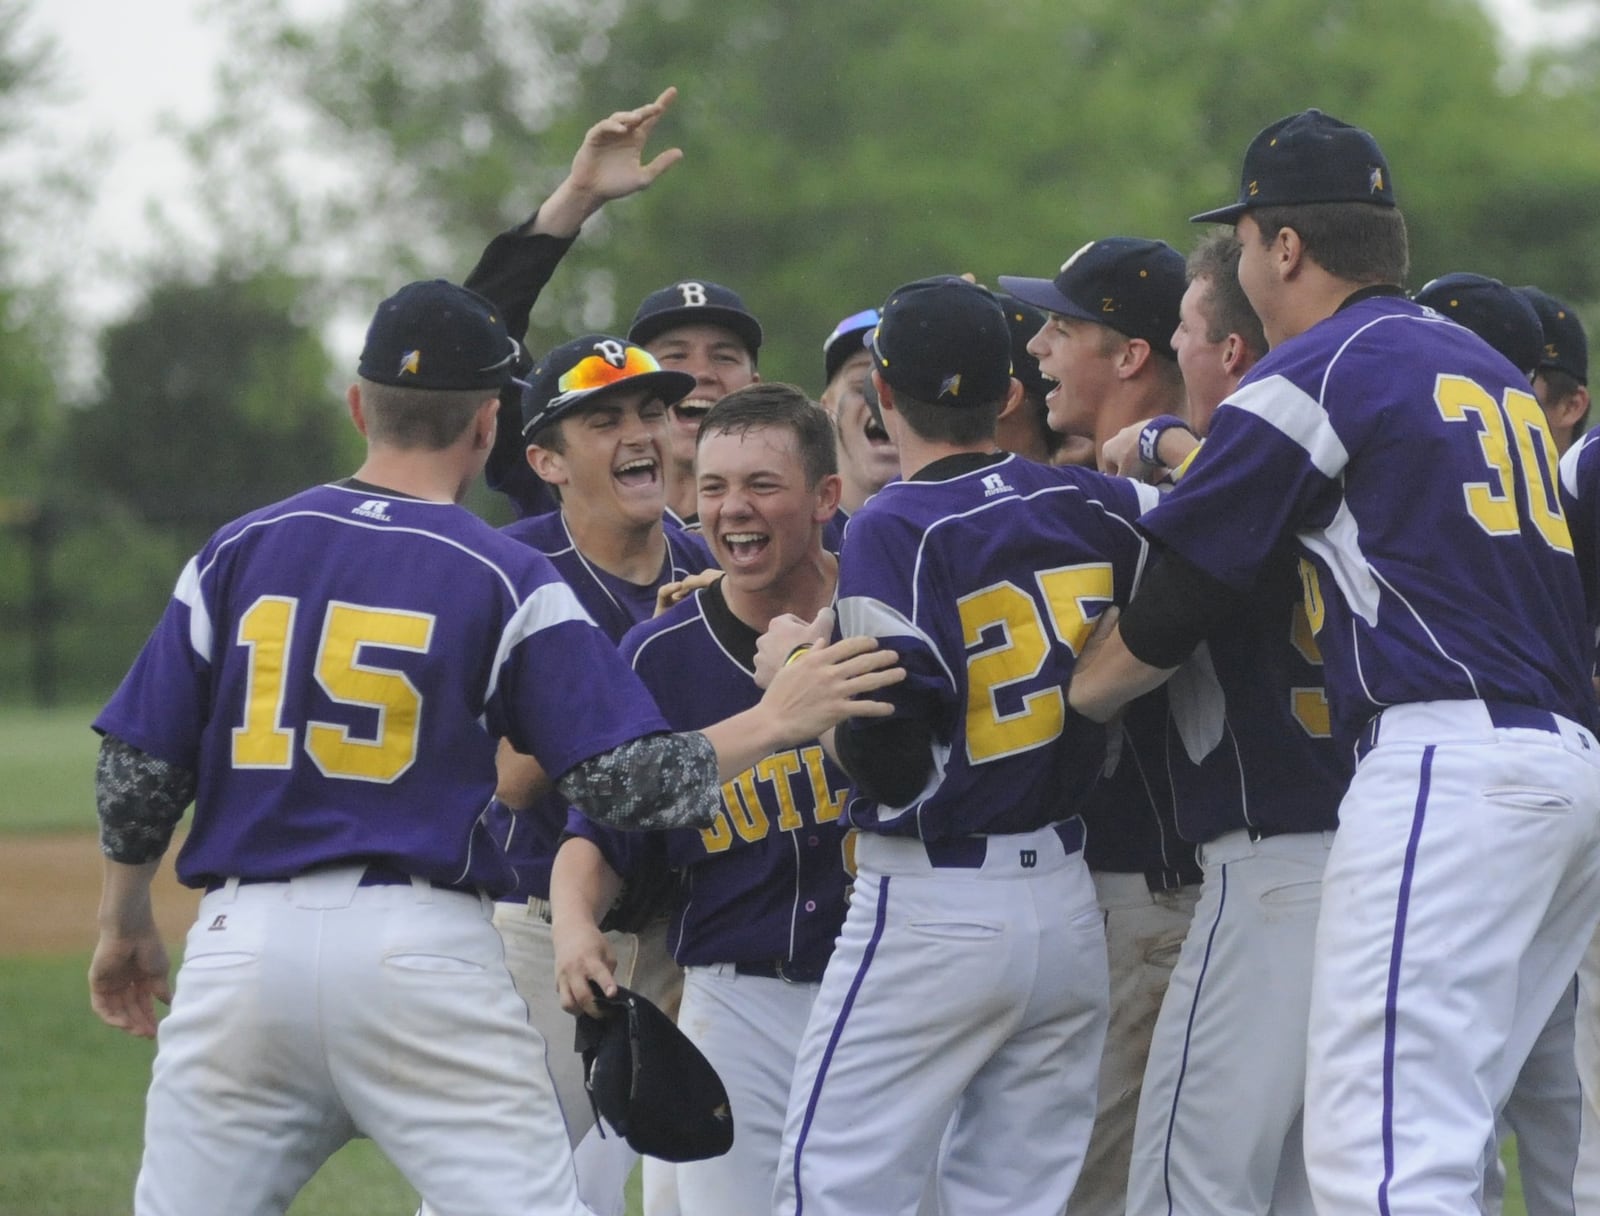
[69,269,355,548]
[192,0,1600,388]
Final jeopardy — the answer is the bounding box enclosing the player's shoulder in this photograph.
[500,506,570,556]
[619,590,707,666]
[1561,427,1600,501]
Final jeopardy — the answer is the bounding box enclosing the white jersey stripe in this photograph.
[174,555,212,661]
[835,594,955,690]
[485,581,598,703]
[1229,374,1349,479]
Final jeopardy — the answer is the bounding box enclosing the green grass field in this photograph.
[0,706,1523,1214]
[0,704,101,834]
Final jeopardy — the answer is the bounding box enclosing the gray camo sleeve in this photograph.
[556,732,721,831]
[96,735,196,864]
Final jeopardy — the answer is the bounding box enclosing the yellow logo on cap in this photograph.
[1248,180,1260,197]
[1369,167,1384,193]
[940,373,962,398]
[398,350,420,377]
[1101,297,1117,313]
[1547,342,1560,359]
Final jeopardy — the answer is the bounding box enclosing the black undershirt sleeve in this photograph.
[1117,546,1251,670]
[833,715,937,808]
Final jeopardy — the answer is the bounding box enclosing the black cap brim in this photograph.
[628,307,763,359]
[522,369,698,436]
[1189,202,1249,224]
[996,275,1100,327]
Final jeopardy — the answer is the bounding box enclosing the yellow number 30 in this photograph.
[959,563,1114,764]
[1435,376,1571,554]
[232,596,434,783]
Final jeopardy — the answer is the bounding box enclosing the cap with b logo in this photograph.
[358,279,522,390]
[1191,108,1396,224]
[1517,286,1589,385]
[627,280,764,359]
[1414,273,1543,377]
[871,276,1012,407]
[520,335,697,437]
[998,238,1186,359]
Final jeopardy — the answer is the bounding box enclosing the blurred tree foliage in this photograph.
[191,0,1600,391]
[68,270,355,551]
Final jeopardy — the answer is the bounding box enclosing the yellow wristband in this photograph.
[784,643,815,666]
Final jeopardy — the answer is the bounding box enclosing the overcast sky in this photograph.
[11,0,1598,358]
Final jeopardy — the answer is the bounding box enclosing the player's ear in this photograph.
[1220,333,1246,378]
[871,369,896,414]
[1275,226,1306,279]
[347,383,370,437]
[1552,386,1591,435]
[1117,337,1153,379]
[813,473,843,523]
[997,377,1027,422]
[526,441,567,487]
[472,396,499,452]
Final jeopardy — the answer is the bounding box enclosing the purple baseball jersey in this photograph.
[491,508,716,901]
[569,579,852,976]
[835,452,1157,839]
[1163,562,1349,844]
[1141,294,1595,747]
[1560,430,1600,660]
[1078,687,1199,884]
[94,482,670,894]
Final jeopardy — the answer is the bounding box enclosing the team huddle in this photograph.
[86,89,1599,1216]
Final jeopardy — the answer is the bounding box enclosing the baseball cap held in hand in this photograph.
[871,276,1012,406]
[359,280,522,391]
[1191,108,1396,224]
[575,984,734,1163]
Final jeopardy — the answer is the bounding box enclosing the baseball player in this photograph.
[819,307,899,529]
[1409,272,1587,1216]
[86,279,900,1216]
[550,383,853,1216]
[485,334,717,1215]
[1000,238,1203,1216]
[1101,230,1347,1216]
[1550,296,1598,1216]
[993,292,1068,466]
[466,87,685,519]
[628,280,765,528]
[1070,109,1600,1215]
[1522,286,1591,456]
[766,276,1160,1216]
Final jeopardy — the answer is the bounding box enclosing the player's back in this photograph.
[836,453,1155,838]
[96,482,653,894]
[1146,295,1595,743]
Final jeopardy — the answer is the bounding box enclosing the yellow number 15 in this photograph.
[232,596,434,783]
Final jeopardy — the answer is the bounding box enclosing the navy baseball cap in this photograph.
[359,279,522,390]
[823,308,880,386]
[994,293,1050,397]
[1414,274,1543,377]
[871,276,1012,407]
[999,238,1186,360]
[628,280,763,359]
[521,335,696,437]
[1191,109,1396,225]
[1517,286,1589,384]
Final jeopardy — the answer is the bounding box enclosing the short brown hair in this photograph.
[359,378,492,450]
[1187,231,1267,360]
[698,383,838,486]
[890,388,1000,446]
[1249,201,1409,287]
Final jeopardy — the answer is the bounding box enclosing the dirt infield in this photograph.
[0,833,199,955]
